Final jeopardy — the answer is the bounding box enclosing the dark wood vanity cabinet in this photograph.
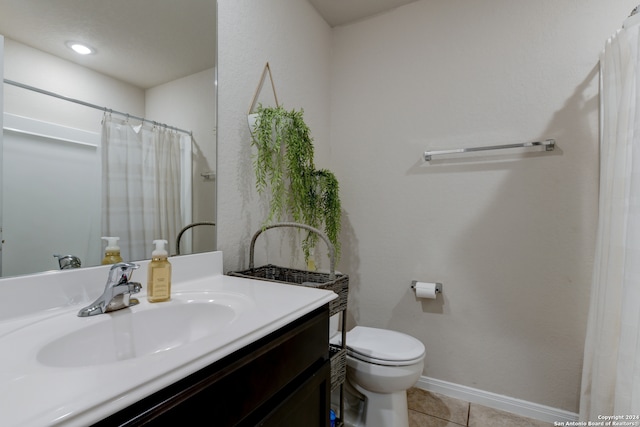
[93,305,331,427]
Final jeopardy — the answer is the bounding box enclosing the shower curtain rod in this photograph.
[3,78,193,136]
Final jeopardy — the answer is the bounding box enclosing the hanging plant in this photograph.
[251,105,290,224]
[305,169,341,260]
[250,104,341,262]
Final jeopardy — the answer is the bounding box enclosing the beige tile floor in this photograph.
[407,388,554,427]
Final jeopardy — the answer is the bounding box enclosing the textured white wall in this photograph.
[217,0,332,272]
[329,0,638,412]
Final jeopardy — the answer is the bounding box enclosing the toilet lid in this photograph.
[337,326,425,366]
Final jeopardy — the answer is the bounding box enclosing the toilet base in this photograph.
[344,380,409,427]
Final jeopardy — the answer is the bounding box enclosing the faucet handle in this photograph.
[107,262,140,287]
[110,261,139,271]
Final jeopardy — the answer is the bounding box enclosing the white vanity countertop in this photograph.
[0,251,337,427]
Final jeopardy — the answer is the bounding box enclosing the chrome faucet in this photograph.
[77,262,142,317]
[54,254,82,270]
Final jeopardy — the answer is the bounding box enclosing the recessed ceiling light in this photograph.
[65,41,95,55]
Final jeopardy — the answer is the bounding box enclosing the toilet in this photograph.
[330,318,426,427]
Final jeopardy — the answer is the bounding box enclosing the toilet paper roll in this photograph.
[414,281,438,299]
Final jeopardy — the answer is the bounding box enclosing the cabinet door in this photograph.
[257,360,331,427]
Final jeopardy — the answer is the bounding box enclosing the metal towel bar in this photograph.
[423,139,555,162]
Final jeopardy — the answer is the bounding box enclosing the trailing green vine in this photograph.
[304,169,341,260]
[251,104,341,262]
[251,105,288,225]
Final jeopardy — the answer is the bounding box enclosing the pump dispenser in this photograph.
[147,239,171,302]
[101,237,123,265]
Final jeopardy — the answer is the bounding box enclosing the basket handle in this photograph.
[249,222,336,281]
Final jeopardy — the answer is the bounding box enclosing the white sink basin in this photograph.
[37,292,248,368]
[0,251,337,427]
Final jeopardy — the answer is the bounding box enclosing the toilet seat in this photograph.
[333,326,425,367]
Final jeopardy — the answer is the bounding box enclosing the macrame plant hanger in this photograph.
[248,62,280,115]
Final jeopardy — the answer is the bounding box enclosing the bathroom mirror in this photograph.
[0,0,217,277]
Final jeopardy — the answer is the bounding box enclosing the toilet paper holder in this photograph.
[410,280,443,294]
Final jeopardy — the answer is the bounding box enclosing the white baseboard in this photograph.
[415,376,579,424]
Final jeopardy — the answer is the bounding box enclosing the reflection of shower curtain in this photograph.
[580,14,640,420]
[101,114,192,261]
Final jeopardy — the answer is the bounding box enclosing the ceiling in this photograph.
[309,0,419,27]
[0,0,416,89]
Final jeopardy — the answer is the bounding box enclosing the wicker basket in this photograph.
[329,345,347,392]
[227,222,349,316]
[227,222,349,390]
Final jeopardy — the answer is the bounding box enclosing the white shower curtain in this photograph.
[101,114,192,261]
[580,14,640,420]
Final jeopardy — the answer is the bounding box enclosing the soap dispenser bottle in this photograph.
[101,237,123,265]
[147,239,171,303]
